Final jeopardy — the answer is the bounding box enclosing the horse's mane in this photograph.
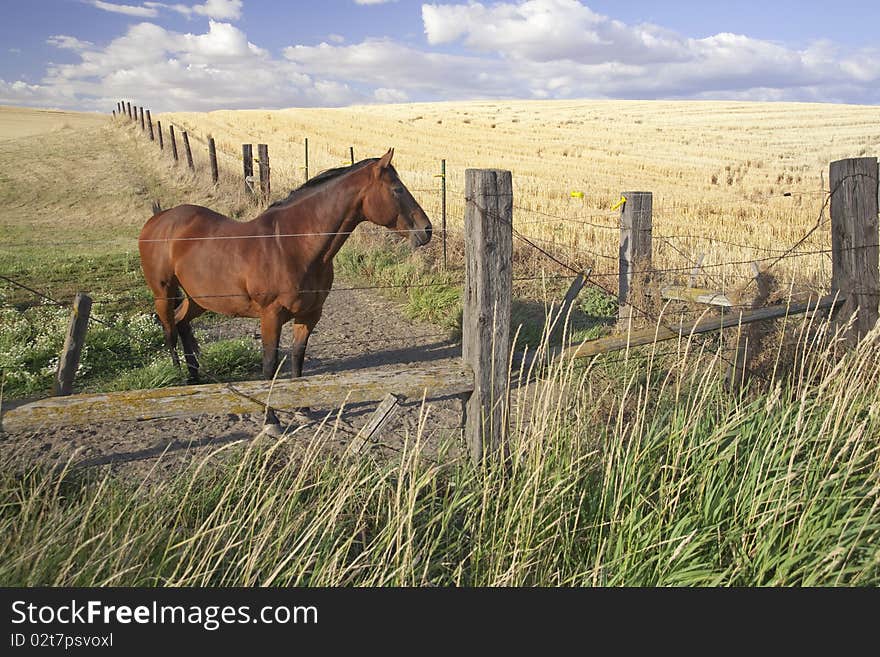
[267,158,379,210]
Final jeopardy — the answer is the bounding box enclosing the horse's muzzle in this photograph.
[411,220,432,247]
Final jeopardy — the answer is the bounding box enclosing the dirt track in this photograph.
[1,278,466,478]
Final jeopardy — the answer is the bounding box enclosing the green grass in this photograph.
[335,233,616,345]
[2,325,878,586]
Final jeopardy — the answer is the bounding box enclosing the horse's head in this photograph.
[362,148,432,247]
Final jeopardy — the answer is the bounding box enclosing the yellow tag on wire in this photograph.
[611,195,627,211]
[570,191,584,199]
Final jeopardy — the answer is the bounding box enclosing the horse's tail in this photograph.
[151,200,162,215]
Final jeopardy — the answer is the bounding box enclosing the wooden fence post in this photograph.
[257,143,270,198]
[139,106,144,131]
[169,125,178,163]
[53,293,92,396]
[146,110,154,141]
[242,144,254,195]
[304,137,309,181]
[157,120,164,150]
[182,131,194,170]
[463,168,512,465]
[441,158,447,270]
[350,146,354,166]
[618,191,653,325]
[349,393,404,453]
[208,137,219,183]
[126,102,132,120]
[112,110,116,119]
[830,157,880,344]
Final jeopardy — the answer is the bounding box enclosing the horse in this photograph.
[138,148,432,427]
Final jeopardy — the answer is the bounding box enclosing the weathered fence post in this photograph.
[126,102,132,120]
[169,125,178,163]
[146,110,154,141]
[182,131,194,170]
[242,144,254,195]
[208,137,219,183]
[441,158,447,270]
[53,293,92,396]
[350,146,355,166]
[157,120,164,150]
[257,143,270,198]
[304,137,309,181]
[830,157,880,344]
[139,106,144,131]
[349,393,404,454]
[112,110,116,119]
[463,168,512,465]
[618,191,653,325]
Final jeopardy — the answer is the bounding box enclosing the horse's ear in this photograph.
[377,148,394,170]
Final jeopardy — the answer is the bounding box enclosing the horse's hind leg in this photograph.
[259,309,287,431]
[151,279,181,370]
[289,308,322,417]
[291,309,322,379]
[175,297,205,383]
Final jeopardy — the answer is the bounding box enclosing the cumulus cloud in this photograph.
[5,0,879,111]
[420,0,880,103]
[5,20,364,111]
[283,39,511,100]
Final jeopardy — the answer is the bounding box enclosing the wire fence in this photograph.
[3,108,876,439]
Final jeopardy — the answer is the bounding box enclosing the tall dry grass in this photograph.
[2,310,878,586]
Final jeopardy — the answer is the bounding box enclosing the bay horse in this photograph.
[138,148,432,426]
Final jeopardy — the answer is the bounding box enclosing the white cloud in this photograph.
[5,1,879,111]
[47,35,95,51]
[144,0,243,20]
[353,0,398,5]
[7,20,362,111]
[89,1,158,17]
[420,0,880,103]
[374,87,408,103]
[283,39,511,99]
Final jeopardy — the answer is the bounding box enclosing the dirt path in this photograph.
[1,275,467,478]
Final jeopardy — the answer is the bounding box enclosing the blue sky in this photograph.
[2,0,878,111]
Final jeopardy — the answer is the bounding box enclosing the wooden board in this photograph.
[1,363,473,433]
[562,295,841,360]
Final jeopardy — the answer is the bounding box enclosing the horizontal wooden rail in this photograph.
[562,295,842,360]
[661,285,733,307]
[1,363,473,433]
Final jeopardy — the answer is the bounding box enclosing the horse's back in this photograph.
[140,204,228,239]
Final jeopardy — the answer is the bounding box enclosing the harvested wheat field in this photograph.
[161,100,880,291]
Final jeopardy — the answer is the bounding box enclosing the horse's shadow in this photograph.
[303,337,461,376]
